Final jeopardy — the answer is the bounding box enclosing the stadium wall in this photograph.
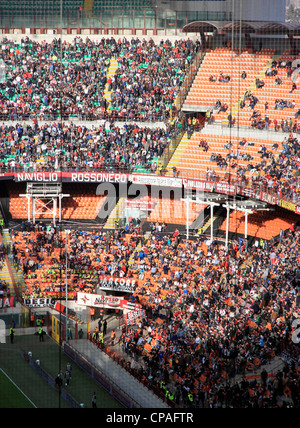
[166,0,286,22]
[2,173,300,219]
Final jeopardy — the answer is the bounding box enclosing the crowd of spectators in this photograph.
[112,225,300,408]
[2,119,300,207]
[0,36,113,121]
[0,121,171,172]
[11,223,141,298]
[0,36,200,122]
[10,218,300,408]
[186,130,300,207]
[244,132,300,204]
[243,57,300,131]
[2,35,300,408]
[109,38,200,121]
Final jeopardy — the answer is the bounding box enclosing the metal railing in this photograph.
[0,110,170,123]
[174,49,206,113]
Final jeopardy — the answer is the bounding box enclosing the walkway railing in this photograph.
[87,332,175,407]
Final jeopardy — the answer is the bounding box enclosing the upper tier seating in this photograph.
[185,47,276,123]
[232,50,300,129]
[170,131,287,182]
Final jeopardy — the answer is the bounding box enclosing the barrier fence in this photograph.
[0,168,299,215]
[86,332,175,407]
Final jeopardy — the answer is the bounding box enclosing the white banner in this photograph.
[23,297,55,308]
[124,309,146,326]
[131,174,182,188]
[124,199,155,210]
[77,293,123,309]
[121,300,142,311]
[98,276,136,293]
[182,178,214,191]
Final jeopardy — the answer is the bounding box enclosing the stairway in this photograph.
[0,229,15,296]
[103,197,125,230]
[191,206,208,231]
[128,241,143,267]
[1,229,25,297]
[103,57,118,108]
[0,260,14,296]
[208,207,227,239]
[165,132,190,175]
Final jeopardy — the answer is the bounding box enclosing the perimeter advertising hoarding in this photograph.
[23,297,55,308]
[77,293,123,309]
[0,173,14,181]
[279,199,297,212]
[130,174,182,188]
[23,296,77,307]
[183,178,214,191]
[22,298,77,319]
[0,296,16,309]
[14,172,128,183]
[77,292,143,311]
[1,171,298,214]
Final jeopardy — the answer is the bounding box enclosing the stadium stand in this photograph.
[1,14,300,408]
[0,37,199,122]
[9,218,300,407]
[233,50,300,129]
[166,131,284,181]
[185,47,276,121]
[0,121,171,175]
[11,227,139,298]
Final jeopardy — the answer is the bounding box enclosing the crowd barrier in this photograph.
[1,167,299,215]
[64,340,141,408]
[20,347,82,408]
[0,111,170,123]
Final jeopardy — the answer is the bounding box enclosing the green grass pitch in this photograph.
[0,334,123,409]
[0,369,36,408]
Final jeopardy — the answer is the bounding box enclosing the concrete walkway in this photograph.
[69,338,170,409]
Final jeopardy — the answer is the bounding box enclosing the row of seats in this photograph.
[8,185,208,227]
[8,184,106,221]
[146,197,206,225]
[9,196,105,221]
[172,132,282,180]
[186,47,300,128]
[1,0,83,10]
[185,48,275,122]
[219,209,299,240]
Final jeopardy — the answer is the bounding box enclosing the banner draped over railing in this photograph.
[1,170,299,215]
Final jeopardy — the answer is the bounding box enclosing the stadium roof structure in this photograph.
[187,194,272,244]
[182,20,300,35]
[19,183,70,226]
[223,199,274,243]
[225,199,271,212]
